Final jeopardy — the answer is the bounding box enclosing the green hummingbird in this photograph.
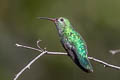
[39,17,93,73]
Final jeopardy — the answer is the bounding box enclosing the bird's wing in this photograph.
[61,38,93,72]
[60,38,76,60]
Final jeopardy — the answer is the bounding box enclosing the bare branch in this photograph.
[88,57,120,70]
[36,40,44,51]
[16,43,43,52]
[14,51,47,80]
[109,49,120,55]
[14,42,120,80]
[14,42,67,80]
[16,43,67,55]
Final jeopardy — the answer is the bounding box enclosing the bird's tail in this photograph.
[75,54,93,73]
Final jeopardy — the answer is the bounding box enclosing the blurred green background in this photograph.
[0,0,120,80]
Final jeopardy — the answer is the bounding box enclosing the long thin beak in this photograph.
[37,17,57,22]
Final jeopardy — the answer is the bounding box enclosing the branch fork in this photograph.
[14,40,120,80]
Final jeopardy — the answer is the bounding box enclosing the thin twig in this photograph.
[36,40,44,51]
[16,43,67,55]
[16,43,43,52]
[109,49,120,55]
[14,42,120,80]
[14,51,47,80]
[88,57,120,70]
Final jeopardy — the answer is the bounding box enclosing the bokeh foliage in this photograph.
[0,0,120,80]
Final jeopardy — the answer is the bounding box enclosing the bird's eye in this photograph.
[60,18,64,22]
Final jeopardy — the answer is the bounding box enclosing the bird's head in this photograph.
[38,17,71,32]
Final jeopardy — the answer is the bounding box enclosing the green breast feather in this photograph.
[62,28,93,72]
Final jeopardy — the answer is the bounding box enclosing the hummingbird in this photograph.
[39,17,93,73]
